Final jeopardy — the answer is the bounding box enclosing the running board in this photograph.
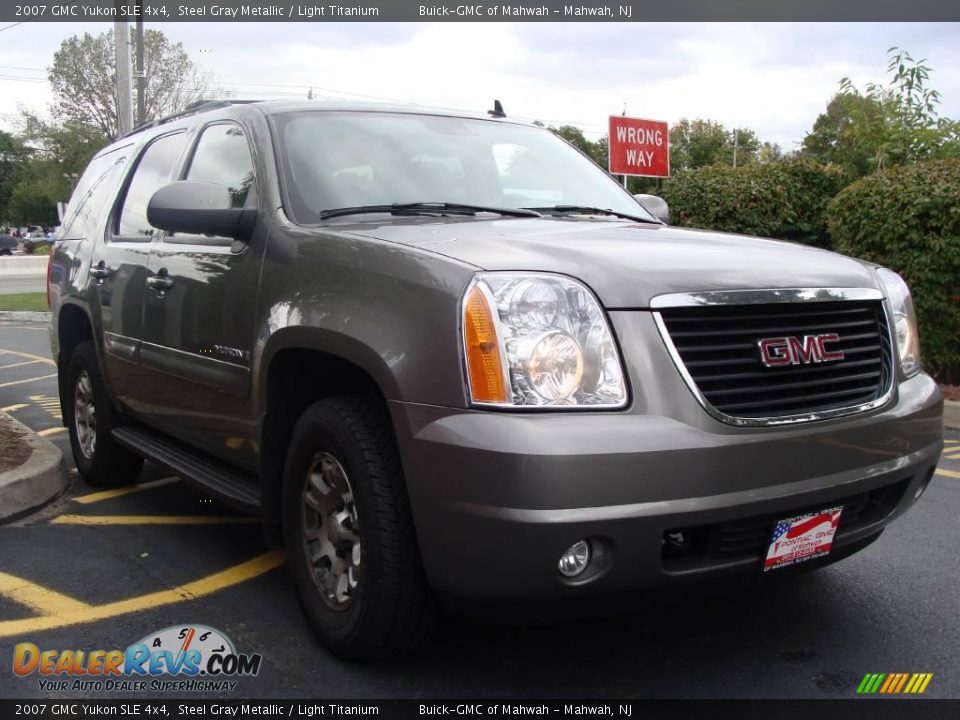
[112,425,261,513]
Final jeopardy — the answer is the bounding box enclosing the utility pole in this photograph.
[114,3,134,135]
[732,128,739,169]
[135,9,146,126]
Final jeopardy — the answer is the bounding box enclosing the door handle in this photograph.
[90,262,112,280]
[146,271,174,291]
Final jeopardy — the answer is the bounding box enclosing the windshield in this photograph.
[274,111,656,224]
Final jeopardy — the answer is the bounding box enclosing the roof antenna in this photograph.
[487,99,506,118]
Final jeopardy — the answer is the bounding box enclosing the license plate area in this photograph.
[763,506,843,572]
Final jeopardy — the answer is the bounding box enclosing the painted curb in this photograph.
[0,412,66,522]
[0,311,51,323]
[945,400,960,431]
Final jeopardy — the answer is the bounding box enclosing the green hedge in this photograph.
[660,159,846,248]
[828,159,960,382]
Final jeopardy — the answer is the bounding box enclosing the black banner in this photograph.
[2,0,959,22]
[0,700,958,720]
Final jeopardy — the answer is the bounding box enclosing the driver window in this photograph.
[115,132,186,239]
[185,123,255,208]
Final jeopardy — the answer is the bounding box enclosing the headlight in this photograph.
[461,273,627,408]
[876,267,921,376]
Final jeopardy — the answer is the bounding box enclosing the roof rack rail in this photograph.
[120,99,261,139]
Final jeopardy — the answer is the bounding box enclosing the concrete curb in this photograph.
[0,255,48,276]
[0,310,51,323]
[0,412,67,522]
[945,400,960,431]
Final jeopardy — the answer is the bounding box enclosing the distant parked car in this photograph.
[0,234,20,255]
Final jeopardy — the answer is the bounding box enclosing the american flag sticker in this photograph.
[763,506,843,572]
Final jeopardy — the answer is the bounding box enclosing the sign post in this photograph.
[608,116,670,181]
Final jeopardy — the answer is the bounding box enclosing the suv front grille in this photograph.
[657,300,893,421]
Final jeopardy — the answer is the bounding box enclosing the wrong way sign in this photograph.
[608,116,670,178]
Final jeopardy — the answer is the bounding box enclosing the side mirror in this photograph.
[147,181,256,239]
[633,194,670,224]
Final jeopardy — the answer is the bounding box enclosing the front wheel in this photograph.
[282,395,436,660]
[66,341,143,487]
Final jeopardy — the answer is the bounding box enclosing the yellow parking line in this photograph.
[37,427,66,437]
[51,514,259,526]
[0,373,57,389]
[0,571,91,615]
[0,359,42,370]
[936,468,960,479]
[1,403,28,412]
[0,349,54,366]
[73,477,180,504]
[0,550,285,639]
[943,452,960,460]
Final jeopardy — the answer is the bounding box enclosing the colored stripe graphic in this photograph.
[856,673,886,694]
[857,673,933,694]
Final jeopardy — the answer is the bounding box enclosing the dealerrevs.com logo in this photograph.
[13,625,262,693]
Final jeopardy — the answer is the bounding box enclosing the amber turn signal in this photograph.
[463,284,508,404]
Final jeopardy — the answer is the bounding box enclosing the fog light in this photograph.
[913,473,933,502]
[558,540,591,577]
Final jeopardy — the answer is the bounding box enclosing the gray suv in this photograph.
[48,100,944,659]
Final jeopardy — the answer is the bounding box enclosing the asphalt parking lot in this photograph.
[0,319,958,699]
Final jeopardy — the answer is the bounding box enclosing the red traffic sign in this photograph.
[608,116,670,178]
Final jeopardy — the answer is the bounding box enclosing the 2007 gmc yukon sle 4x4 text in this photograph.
[48,100,943,659]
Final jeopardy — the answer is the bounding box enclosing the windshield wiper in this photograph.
[524,205,659,224]
[320,202,542,220]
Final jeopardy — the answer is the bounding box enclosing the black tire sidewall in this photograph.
[282,402,397,658]
[65,341,141,485]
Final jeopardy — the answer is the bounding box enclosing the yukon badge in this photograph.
[757,334,845,367]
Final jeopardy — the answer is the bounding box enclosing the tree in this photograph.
[669,119,762,170]
[20,113,107,179]
[811,47,960,174]
[801,93,881,177]
[7,180,57,226]
[0,131,32,222]
[550,125,608,168]
[9,113,109,215]
[49,28,208,139]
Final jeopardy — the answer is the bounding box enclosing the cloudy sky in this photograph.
[1,22,958,149]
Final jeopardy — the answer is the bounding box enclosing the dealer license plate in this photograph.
[763,506,843,572]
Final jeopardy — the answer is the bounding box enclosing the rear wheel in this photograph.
[66,341,143,486]
[282,395,436,659]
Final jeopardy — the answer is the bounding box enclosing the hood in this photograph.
[341,216,880,308]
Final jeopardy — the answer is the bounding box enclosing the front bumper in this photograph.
[390,371,943,604]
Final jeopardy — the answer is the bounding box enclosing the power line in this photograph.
[0,74,46,84]
[0,22,24,33]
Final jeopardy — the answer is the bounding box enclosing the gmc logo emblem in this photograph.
[758,334,845,367]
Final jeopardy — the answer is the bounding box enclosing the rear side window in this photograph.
[185,123,255,208]
[115,132,187,238]
[59,147,130,240]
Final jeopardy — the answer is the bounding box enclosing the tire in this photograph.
[0,249,10,256]
[66,341,143,487]
[282,395,436,660]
